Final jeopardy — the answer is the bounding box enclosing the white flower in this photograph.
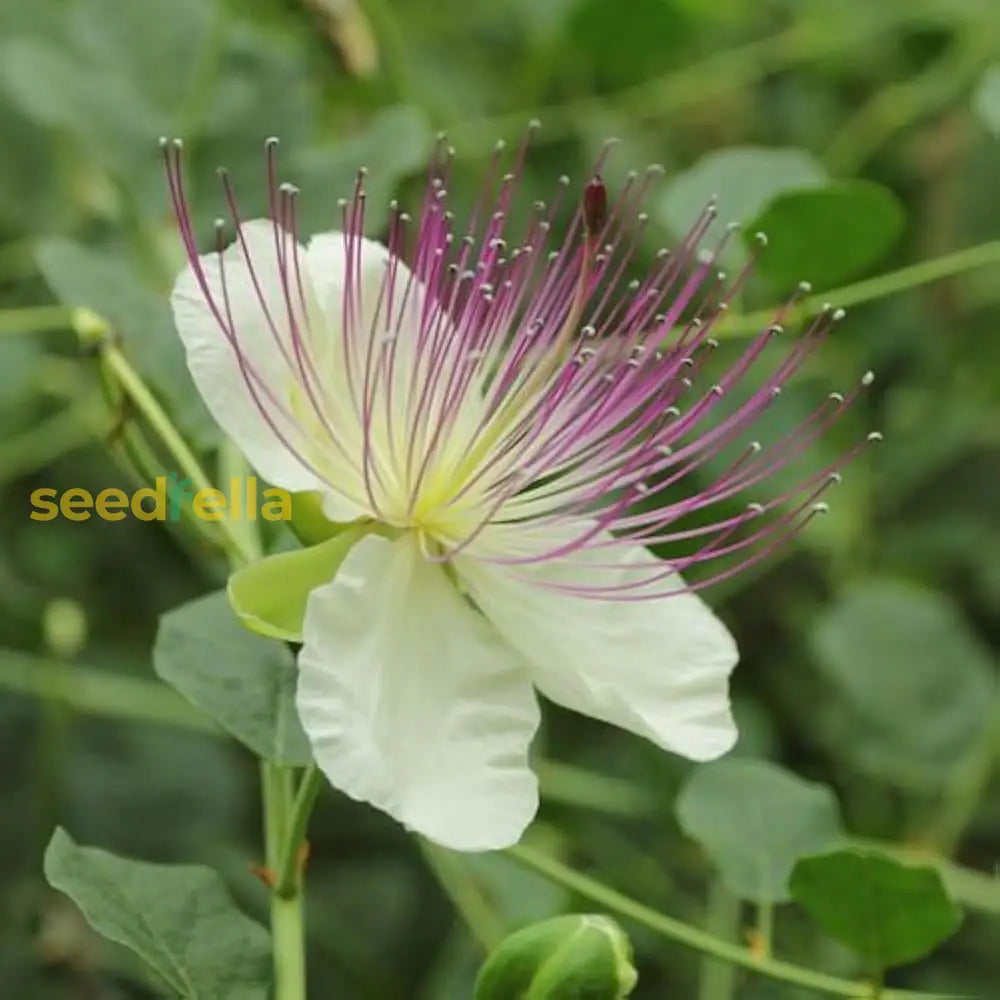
[166,137,860,850]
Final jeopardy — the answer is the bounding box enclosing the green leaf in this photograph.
[657,147,826,264]
[675,759,843,903]
[43,827,271,1000]
[810,580,996,789]
[745,181,905,290]
[154,590,311,765]
[228,527,364,642]
[34,237,219,449]
[790,849,963,971]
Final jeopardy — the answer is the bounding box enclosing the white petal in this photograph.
[457,542,738,761]
[297,534,540,850]
[171,219,332,493]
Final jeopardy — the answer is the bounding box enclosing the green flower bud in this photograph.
[474,914,638,1000]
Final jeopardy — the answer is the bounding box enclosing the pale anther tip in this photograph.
[157,136,169,148]
[726,220,741,233]
[832,308,847,321]
[750,440,762,453]
[861,371,875,386]
[814,502,830,514]
[755,231,768,246]
[829,472,843,484]
[265,136,280,147]
[867,430,884,442]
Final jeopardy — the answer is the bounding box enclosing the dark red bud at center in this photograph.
[584,176,607,237]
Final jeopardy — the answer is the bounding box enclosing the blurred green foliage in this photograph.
[1,0,999,997]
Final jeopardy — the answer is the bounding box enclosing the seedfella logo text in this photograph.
[30,474,292,522]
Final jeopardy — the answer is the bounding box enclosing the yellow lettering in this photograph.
[61,488,93,521]
[95,488,129,521]
[132,478,166,521]
[261,488,292,522]
[193,488,226,521]
[29,488,59,521]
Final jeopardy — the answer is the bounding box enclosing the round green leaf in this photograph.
[227,526,366,642]
[745,180,905,290]
[676,759,843,903]
[44,828,271,1000]
[810,580,996,788]
[790,849,963,971]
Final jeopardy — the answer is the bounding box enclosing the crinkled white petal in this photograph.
[457,537,738,761]
[297,534,540,850]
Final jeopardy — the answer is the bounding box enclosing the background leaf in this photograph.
[745,181,906,291]
[657,147,826,263]
[154,590,311,765]
[43,827,271,1000]
[790,849,963,970]
[675,759,843,903]
[809,580,997,789]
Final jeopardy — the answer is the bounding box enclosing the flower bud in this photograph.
[474,914,638,1000]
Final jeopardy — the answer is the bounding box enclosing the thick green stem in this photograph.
[262,763,308,1000]
[505,843,945,1000]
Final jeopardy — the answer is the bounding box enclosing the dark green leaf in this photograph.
[44,827,271,999]
[745,181,905,290]
[790,849,963,970]
[154,590,311,765]
[676,759,843,903]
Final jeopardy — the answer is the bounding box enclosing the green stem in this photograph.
[505,844,943,999]
[715,239,1000,338]
[697,881,740,1000]
[99,343,256,564]
[755,901,774,957]
[262,763,307,1000]
[420,842,507,951]
[275,764,324,899]
[0,305,75,336]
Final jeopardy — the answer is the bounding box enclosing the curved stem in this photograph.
[99,343,256,564]
[505,843,946,999]
[716,239,1000,338]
